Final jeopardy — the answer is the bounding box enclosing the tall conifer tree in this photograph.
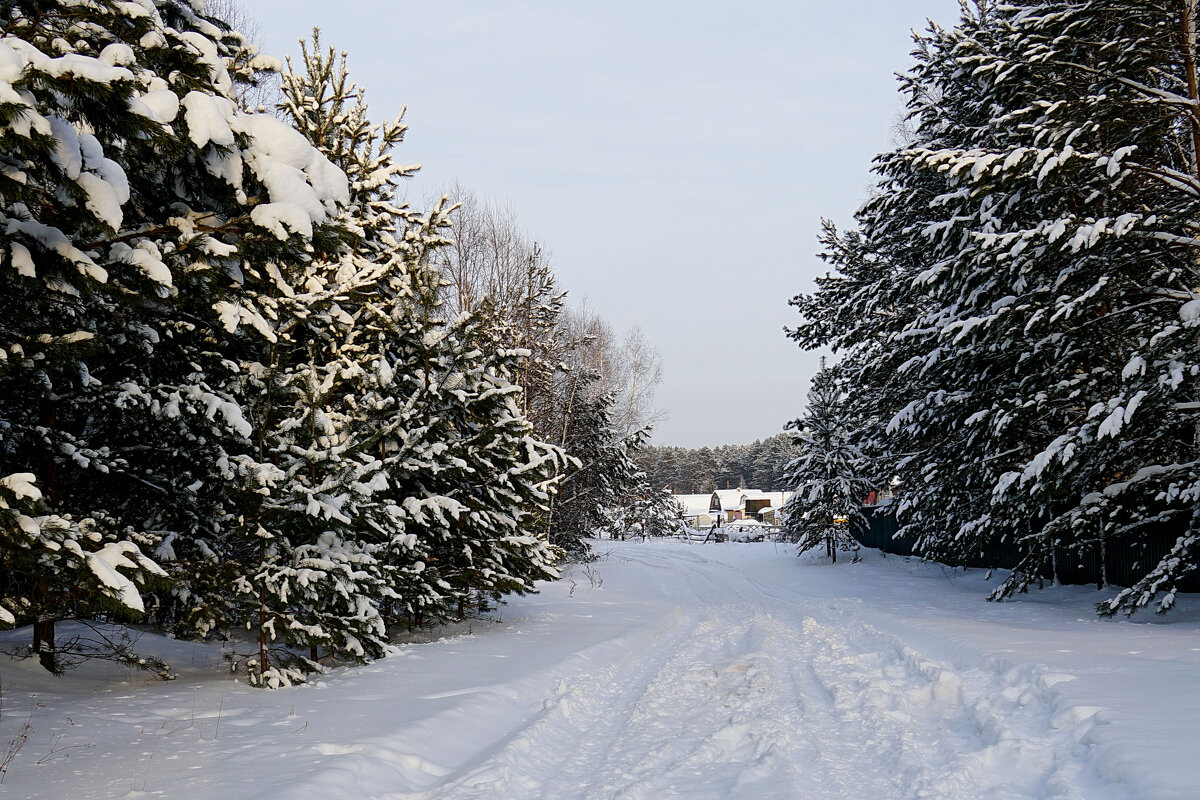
[0,0,341,671]
[791,1,1200,611]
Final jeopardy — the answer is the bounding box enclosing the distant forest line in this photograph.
[636,434,801,494]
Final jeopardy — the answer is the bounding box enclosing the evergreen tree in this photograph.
[360,257,565,623]
[0,0,339,671]
[547,375,639,556]
[276,33,565,635]
[0,473,166,673]
[616,474,687,539]
[435,309,566,612]
[172,31,448,685]
[782,361,870,562]
[636,435,800,495]
[979,0,1200,614]
[791,1,1200,610]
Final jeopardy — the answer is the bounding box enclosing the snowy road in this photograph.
[3,541,1197,799]
[376,546,1122,800]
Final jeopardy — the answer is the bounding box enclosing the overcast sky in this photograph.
[246,0,962,448]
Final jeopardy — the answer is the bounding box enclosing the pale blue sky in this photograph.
[248,0,962,447]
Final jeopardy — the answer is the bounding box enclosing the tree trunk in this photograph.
[1181,1,1200,178]
[258,540,269,678]
[38,396,58,507]
[35,396,61,673]
[33,616,57,673]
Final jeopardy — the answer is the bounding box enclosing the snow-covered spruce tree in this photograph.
[782,361,871,562]
[969,0,1200,612]
[793,2,1112,576]
[218,323,400,687]
[278,35,564,631]
[875,1,1200,608]
[166,33,453,686]
[6,11,397,687]
[615,466,687,540]
[433,194,569,447]
[366,254,566,623]
[843,4,1064,575]
[792,1,1200,611]
[418,187,572,604]
[486,248,568,439]
[789,219,931,541]
[277,32,451,634]
[0,473,167,673]
[0,0,319,671]
[436,309,566,615]
[547,371,641,556]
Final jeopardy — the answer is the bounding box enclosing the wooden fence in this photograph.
[856,506,1200,592]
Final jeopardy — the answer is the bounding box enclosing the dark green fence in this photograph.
[857,505,1200,592]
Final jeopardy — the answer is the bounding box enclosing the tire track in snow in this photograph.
[408,554,824,799]
[643,546,1124,799]
[659,546,1124,800]
[383,604,700,799]
[358,545,1126,799]
[414,610,817,800]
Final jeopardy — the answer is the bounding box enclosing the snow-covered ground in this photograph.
[1,541,1197,799]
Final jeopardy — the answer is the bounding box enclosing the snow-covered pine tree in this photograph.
[547,371,641,556]
[0,1,173,669]
[615,466,687,540]
[435,199,569,449]
[843,3,1059,575]
[360,246,566,622]
[277,34,565,633]
[166,31,458,685]
[0,0,339,671]
[782,360,871,562]
[276,31,449,635]
[791,6,1017,568]
[493,248,568,439]
[969,0,1200,612]
[436,310,566,612]
[866,0,1200,607]
[792,1,1200,611]
[0,473,167,673]
[794,1,1133,576]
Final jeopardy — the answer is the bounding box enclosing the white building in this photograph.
[671,494,717,528]
[672,489,794,527]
